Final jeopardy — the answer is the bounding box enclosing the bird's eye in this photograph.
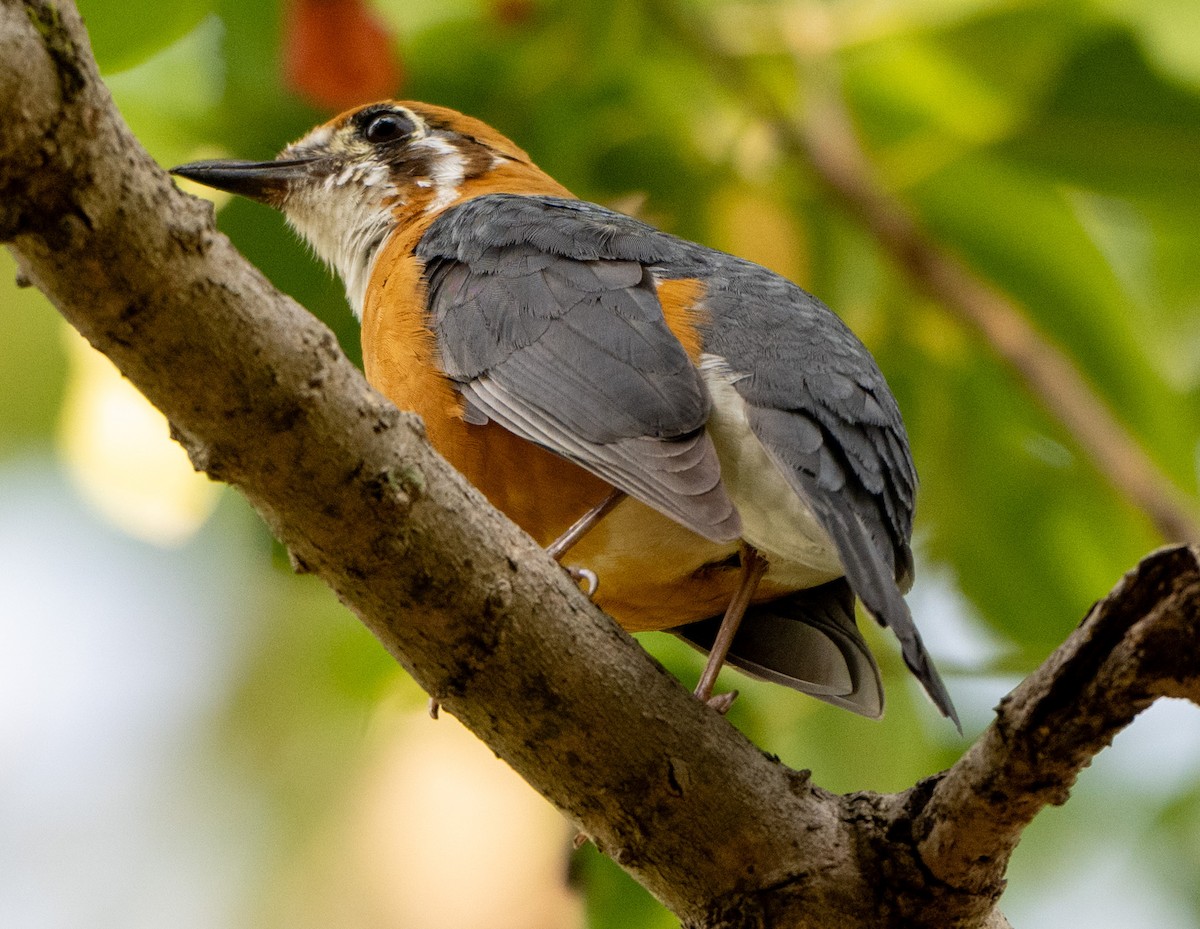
[363,112,412,145]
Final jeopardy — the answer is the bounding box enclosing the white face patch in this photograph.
[271,111,474,319]
[298,124,334,150]
[410,135,466,213]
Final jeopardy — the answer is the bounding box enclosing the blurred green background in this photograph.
[2,0,1199,926]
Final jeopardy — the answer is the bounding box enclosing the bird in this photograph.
[172,100,958,728]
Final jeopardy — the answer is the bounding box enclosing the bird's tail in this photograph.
[822,510,961,731]
[674,577,886,719]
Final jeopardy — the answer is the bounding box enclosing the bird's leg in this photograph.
[694,542,768,709]
[547,488,625,597]
[547,488,626,560]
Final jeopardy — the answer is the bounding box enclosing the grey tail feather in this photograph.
[673,578,886,719]
[824,511,961,731]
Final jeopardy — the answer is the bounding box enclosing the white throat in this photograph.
[279,132,470,320]
[409,135,466,215]
[282,160,399,320]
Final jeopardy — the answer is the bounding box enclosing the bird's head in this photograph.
[172,101,570,315]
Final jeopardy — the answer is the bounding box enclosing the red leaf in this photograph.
[283,0,402,112]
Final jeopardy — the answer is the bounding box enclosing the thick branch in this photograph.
[911,545,1200,910]
[646,0,1199,545]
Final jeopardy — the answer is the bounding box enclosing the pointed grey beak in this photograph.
[170,158,318,205]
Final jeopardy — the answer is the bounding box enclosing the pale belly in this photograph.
[699,358,845,582]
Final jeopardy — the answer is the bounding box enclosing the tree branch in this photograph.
[645,0,1200,545]
[3,3,1197,927]
[913,544,1200,898]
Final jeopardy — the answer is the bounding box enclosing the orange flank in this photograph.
[655,277,708,363]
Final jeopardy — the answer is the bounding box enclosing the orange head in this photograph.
[172,101,572,315]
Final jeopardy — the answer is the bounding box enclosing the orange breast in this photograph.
[360,222,611,539]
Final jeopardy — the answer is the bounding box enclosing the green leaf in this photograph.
[77,0,215,73]
[911,155,1200,483]
[0,253,68,457]
[103,14,225,166]
[1000,31,1200,204]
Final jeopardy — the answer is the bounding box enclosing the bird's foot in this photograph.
[704,690,738,715]
[565,565,599,598]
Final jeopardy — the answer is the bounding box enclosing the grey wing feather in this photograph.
[418,199,740,543]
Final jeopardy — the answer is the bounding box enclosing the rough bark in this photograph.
[2,2,1197,926]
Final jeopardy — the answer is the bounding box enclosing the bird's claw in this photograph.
[565,565,599,598]
[704,690,738,715]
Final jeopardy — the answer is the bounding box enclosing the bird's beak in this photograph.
[170,158,319,205]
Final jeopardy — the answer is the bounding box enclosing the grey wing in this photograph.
[418,202,740,543]
[706,267,958,726]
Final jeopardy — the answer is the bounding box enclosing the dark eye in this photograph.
[363,111,412,144]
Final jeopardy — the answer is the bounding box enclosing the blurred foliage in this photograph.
[3,0,1200,927]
